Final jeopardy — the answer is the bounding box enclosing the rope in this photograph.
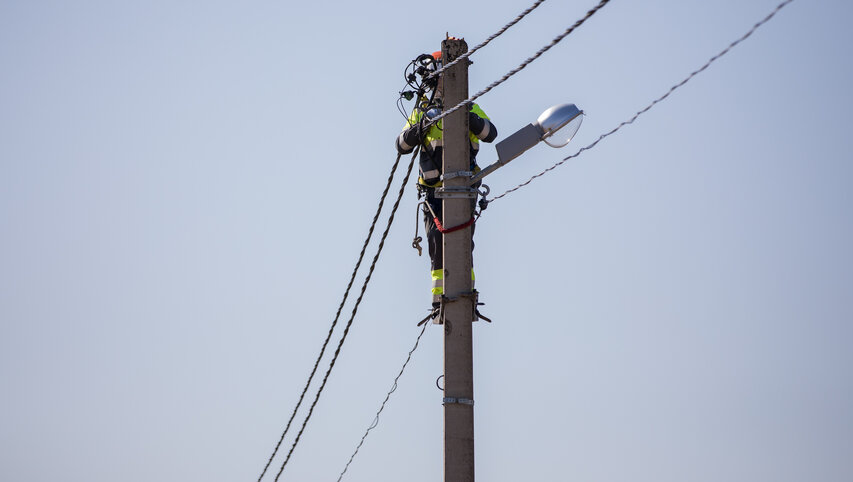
[435,216,475,234]
[273,151,420,481]
[430,0,612,126]
[336,318,430,482]
[421,198,476,234]
[257,151,411,481]
[490,0,796,203]
[428,0,548,81]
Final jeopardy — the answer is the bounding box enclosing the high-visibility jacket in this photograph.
[395,102,497,187]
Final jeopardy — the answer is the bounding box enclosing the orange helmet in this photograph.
[431,51,442,69]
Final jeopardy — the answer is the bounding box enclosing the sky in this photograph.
[2,0,852,481]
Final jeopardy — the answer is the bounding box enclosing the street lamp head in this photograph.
[471,102,585,185]
[535,103,584,148]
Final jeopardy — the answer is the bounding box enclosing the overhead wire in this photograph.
[255,1,613,478]
[429,0,612,126]
[304,6,558,475]
[261,2,607,477]
[489,0,797,203]
[273,149,421,481]
[336,317,430,482]
[261,0,795,478]
[257,152,409,481]
[428,0,548,81]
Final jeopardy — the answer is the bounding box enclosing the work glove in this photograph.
[402,122,428,146]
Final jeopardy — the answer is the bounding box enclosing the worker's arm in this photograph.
[469,105,498,143]
[396,122,425,154]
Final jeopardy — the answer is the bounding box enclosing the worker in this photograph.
[395,51,498,309]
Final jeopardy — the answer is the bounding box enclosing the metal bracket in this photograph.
[435,186,477,199]
[441,291,478,303]
[441,170,473,181]
[443,397,474,406]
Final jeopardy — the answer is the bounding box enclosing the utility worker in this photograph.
[395,51,498,309]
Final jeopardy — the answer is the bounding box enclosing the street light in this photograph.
[469,103,583,185]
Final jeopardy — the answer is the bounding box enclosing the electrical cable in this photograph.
[336,318,430,482]
[489,0,796,203]
[397,0,545,118]
[273,149,421,481]
[260,0,795,477]
[430,0,612,126]
[257,152,408,481]
[428,0,548,81]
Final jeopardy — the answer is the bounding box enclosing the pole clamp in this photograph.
[441,170,473,181]
[443,397,475,406]
[435,186,477,199]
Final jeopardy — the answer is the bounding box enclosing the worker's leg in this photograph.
[423,193,481,306]
[470,196,476,290]
[424,193,443,307]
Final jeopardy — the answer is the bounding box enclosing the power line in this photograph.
[429,0,548,80]
[273,151,420,481]
[336,317,430,482]
[490,0,796,203]
[257,152,410,481]
[262,0,795,477]
[431,0,612,125]
[259,1,551,469]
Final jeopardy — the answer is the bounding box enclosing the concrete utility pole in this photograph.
[439,37,476,482]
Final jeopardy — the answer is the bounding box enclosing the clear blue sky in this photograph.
[2,1,852,481]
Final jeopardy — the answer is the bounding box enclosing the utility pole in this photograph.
[439,37,475,482]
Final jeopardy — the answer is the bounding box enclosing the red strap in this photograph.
[434,216,475,234]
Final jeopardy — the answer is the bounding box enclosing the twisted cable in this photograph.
[490,0,796,202]
[336,320,430,482]
[257,152,408,481]
[429,0,548,80]
[273,152,420,480]
[431,0,612,125]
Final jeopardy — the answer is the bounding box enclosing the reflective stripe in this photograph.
[469,103,489,146]
[429,139,443,149]
[431,269,444,295]
[476,120,490,140]
[398,132,414,151]
[418,176,442,188]
[430,270,474,296]
[422,169,440,180]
